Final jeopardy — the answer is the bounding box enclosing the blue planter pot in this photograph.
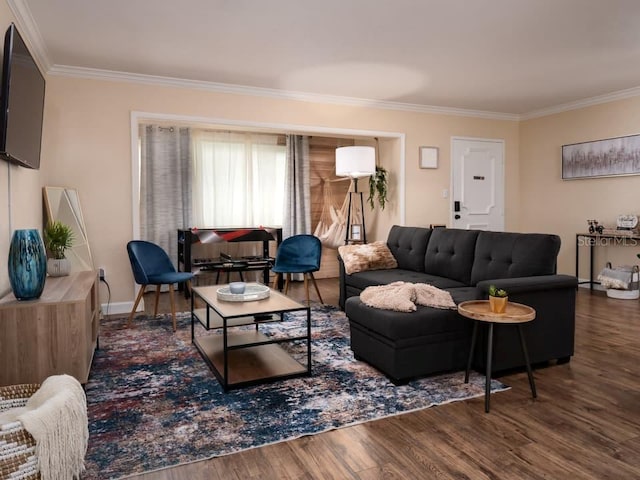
[8,229,47,300]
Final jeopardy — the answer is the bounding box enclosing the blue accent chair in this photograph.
[271,234,323,305]
[127,240,194,332]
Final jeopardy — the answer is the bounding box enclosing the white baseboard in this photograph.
[100,300,143,317]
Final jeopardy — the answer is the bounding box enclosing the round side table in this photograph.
[457,300,537,413]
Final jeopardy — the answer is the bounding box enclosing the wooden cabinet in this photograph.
[0,271,99,386]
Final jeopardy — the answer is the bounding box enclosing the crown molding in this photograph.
[6,0,52,72]
[48,64,520,121]
[521,85,640,120]
[45,63,640,123]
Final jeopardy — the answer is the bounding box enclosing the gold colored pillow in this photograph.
[338,241,398,275]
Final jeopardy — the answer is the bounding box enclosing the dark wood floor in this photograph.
[124,280,640,480]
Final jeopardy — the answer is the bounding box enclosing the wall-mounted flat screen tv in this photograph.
[0,23,45,169]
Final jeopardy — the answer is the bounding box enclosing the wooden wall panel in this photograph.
[309,137,352,278]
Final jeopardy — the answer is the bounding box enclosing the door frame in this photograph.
[449,136,505,230]
[128,111,406,316]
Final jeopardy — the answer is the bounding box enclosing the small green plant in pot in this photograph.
[488,284,508,313]
[44,221,74,276]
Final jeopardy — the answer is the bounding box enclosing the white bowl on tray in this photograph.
[228,282,246,294]
[216,283,270,302]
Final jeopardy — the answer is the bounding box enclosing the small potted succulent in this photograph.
[44,221,74,276]
[488,284,508,313]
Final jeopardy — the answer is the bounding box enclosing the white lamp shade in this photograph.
[335,146,376,178]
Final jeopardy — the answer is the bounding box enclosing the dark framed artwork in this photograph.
[562,134,640,180]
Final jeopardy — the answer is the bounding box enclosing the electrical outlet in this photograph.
[99,267,106,281]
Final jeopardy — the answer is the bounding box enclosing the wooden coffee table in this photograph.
[457,300,537,413]
[190,283,311,391]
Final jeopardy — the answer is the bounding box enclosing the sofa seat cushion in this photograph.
[446,286,484,304]
[345,269,467,292]
[345,296,471,341]
[360,282,457,312]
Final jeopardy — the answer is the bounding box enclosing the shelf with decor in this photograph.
[575,231,640,290]
[177,227,283,296]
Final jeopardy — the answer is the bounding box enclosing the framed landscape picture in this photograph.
[562,134,640,180]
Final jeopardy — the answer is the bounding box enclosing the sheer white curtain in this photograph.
[191,131,286,228]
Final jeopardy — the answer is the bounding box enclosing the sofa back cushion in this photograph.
[387,225,432,272]
[470,231,560,284]
[424,229,479,285]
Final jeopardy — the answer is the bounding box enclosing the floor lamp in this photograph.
[335,146,376,244]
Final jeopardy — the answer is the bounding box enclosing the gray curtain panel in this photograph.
[284,135,311,281]
[139,124,192,267]
[284,135,311,239]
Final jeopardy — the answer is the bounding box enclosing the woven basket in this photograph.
[0,384,41,479]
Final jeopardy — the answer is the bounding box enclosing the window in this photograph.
[191,130,286,228]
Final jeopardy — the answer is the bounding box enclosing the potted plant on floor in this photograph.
[44,220,74,277]
[488,284,508,313]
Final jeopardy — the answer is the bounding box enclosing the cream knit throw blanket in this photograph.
[360,281,457,312]
[18,374,89,480]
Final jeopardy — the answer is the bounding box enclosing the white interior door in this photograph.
[451,137,505,231]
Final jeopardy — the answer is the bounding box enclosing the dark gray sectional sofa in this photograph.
[340,226,578,384]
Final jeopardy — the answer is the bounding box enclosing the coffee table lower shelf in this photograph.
[194,331,309,390]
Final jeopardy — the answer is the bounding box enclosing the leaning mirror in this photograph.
[43,186,94,272]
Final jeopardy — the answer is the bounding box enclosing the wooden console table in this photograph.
[0,271,100,386]
[576,232,640,290]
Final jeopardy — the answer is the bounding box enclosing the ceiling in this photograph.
[11,0,640,118]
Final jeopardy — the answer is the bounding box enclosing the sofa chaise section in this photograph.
[340,226,578,383]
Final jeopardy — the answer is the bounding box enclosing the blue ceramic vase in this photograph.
[8,229,47,300]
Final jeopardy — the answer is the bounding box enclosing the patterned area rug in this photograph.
[84,305,508,479]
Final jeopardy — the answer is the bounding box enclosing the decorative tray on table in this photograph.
[216,283,271,302]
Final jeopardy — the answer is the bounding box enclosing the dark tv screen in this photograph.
[0,23,45,169]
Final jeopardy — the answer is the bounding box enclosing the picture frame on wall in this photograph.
[562,133,640,179]
[419,146,438,169]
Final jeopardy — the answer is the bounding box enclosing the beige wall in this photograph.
[520,97,640,279]
[0,5,44,296]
